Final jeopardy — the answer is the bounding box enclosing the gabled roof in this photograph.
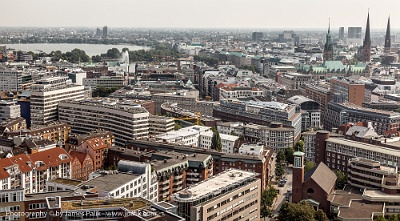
[0,147,71,178]
[70,151,92,164]
[304,162,336,194]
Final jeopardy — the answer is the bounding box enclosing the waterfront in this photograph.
[3,43,150,56]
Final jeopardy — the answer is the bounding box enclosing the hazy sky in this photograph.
[2,0,400,30]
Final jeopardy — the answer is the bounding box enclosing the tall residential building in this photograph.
[30,76,85,126]
[59,98,149,146]
[384,16,391,53]
[0,100,20,121]
[102,26,108,38]
[361,12,371,62]
[323,22,333,61]
[172,169,261,221]
[148,115,174,135]
[339,27,345,39]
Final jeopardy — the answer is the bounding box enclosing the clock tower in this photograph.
[292,151,305,203]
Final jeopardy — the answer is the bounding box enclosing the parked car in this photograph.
[278,181,285,187]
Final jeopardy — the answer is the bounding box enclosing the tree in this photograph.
[389,214,399,221]
[92,55,102,62]
[285,147,295,164]
[304,161,316,174]
[278,201,317,221]
[106,48,121,58]
[174,122,182,130]
[275,163,285,179]
[314,209,329,221]
[261,186,278,219]
[376,215,387,221]
[334,170,348,189]
[296,140,305,152]
[277,150,286,163]
[211,127,222,152]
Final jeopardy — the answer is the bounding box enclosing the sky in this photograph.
[2,0,400,30]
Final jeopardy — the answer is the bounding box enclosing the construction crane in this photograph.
[174,112,201,125]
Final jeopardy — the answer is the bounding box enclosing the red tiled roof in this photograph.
[85,138,108,151]
[0,147,72,178]
[70,151,92,164]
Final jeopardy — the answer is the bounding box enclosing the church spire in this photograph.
[361,11,371,62]
[323,19,333,61]
[384,16,391,53]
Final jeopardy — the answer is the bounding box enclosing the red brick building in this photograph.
[292,151,336,213]
[69,151,94,181]
[76,138,109,170]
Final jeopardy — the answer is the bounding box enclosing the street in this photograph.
[265,166,293,221]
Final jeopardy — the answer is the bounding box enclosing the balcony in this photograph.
[174,175,183,180]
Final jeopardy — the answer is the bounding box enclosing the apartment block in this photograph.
[126,140,274,191]
[219,86,264,99]
[330,78,365,106]
[76,138,109,171]
[288,95,321,131]
[4,122,70,144]
[69,151,94,181]
[218,122,295,152]
[107,148,213,202]
[303,83,333,112]
[279,72,316,90]
[65,130,114,152]
[0,69,31,91]
[172,169,260,221]
[30,76,85,126]
[148,115,174,135]
[83,76,124,90]
[325,102,400,134]
[214,100,301,141]
[0,100,20,121]
[59,98,149,146]
[155,125,211,147]
[0,147,72,194]
[199,131,239,153]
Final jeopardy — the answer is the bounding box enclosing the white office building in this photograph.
[59,98,149,146]
[30,76,85,126]
[0,100,20,121]
[199,131,239,153]
[155,125,211,147]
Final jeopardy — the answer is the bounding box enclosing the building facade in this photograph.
[30,76,85,126]
[59,98,149,146]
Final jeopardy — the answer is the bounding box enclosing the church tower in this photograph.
[361,12,371,62]
[384,16,391,53]
[323,20,333,61]
[292,151,305,203]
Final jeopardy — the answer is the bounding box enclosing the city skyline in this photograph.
[2,0,400,30]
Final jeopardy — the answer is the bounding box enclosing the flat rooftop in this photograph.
[173,169,257,202]
[62,197,149,211]
[49,178,83,186]
[338,200,383,220]
[326,138,400,158]
[363,190,400,201]
[82,173,140,192]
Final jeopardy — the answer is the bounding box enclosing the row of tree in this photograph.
[377,214,400,221]
[29,49,90,63]
[278,201,329,221]
[92,86,121,97]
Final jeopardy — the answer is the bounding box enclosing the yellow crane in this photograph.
[174,112,201,125]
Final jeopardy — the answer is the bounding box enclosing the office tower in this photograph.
[384,17,391,53]
[339,27,345,39]
[30,76,85,126]
[347,27,362,39]
[361,12,371,62]
[252,31,264,41]
[103,26,108,38]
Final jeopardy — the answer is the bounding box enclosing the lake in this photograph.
[3,43,150,56]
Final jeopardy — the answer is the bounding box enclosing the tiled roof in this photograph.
[304,162,336,194]
[70,151,92,164]
[0,147,72,179]
[85,138,108,151]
